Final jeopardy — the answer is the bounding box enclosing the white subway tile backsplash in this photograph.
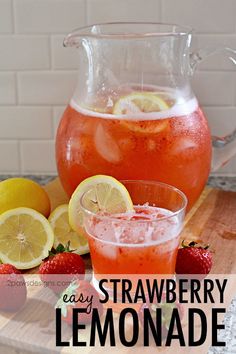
[0,107,52,139]
[14,0,86,34]
[21,140,56,173]
[0,36,50,70]
[0,73,16,104]
[0,141,19,173]
[51,36,79,70]
[204,107,236,175]
[53,106,66,136]
[18,71,77,105]
[203,107,236,137]
[193,35,236,71]
[192,71,234,106]
[0,0,13,33]
[162,0,236,33]
[234,75,236,105]
[211,156,236,176]
[0,0,235,175]
[87,0,161,23]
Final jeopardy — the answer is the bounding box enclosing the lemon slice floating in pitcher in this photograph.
[113,92,169,115]
[113,92,170,134]
[69,175,134,233]
[49,204,89,255]
[0,207,54,269]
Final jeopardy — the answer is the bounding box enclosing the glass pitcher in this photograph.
[56,23,236,209]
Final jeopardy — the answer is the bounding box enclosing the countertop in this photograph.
[1,175,236,191]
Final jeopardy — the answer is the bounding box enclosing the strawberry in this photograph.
[56,280,103,325]
[0,264,27,312]
[175,241,213,277]
[39,242,85,294]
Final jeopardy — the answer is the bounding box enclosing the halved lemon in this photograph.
[0,207,54,269]
[113,92,170,134]
[49,204,89,255]
[69,175,134,233]
[113,92,169,115]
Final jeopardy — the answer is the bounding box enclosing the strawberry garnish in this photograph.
[175,240,213,277]
[39,242,85,293]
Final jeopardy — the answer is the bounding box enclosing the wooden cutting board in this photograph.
[43,178,236,274]
[0,178,236,354]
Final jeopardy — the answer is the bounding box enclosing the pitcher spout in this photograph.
[63,23,108,47]
[63,24,97,47]
[63,31,82,48]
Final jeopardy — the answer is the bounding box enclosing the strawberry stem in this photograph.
[181,240,210,250]
[189,241,197,247]
[47,241,76,257]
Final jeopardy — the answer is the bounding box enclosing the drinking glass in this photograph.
[80,180,187,284]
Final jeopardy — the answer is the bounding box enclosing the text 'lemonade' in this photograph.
[84,205,182,276]
[56,85,211,209]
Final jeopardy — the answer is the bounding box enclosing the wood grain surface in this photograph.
[0,178,235,354]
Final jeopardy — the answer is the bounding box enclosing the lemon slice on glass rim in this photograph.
[0,207,54,269]
[49,204,89,255]
[68,175,134,234]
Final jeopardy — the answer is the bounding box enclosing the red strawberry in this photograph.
[56,280,103,325]
[39,243,85,294]
[175,241,213,277]
[0,264,27,312]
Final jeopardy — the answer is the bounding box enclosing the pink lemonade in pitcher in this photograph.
[58,23,236,211]
[56,85,211,209]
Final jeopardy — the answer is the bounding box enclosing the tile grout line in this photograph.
[11,0,15,33]
[84,0,88,25]
[18,140,23,174]
[0,32,236,37]
[0,68,79,72]
[14,71,18,105]
[49,35,52,70]
[50,106,54,139]
[234,70,236,106]
[159,0,162,22]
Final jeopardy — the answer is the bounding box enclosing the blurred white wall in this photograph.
[0,0,236,175]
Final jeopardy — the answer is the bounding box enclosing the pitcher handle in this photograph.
[190,47,236,172]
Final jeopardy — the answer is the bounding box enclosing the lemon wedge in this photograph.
[69,175,133,233]
[113,92,169,115]
[0,207,54,269]
[49,204,89,255]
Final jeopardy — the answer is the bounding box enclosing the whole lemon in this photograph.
[0,178,51,217]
